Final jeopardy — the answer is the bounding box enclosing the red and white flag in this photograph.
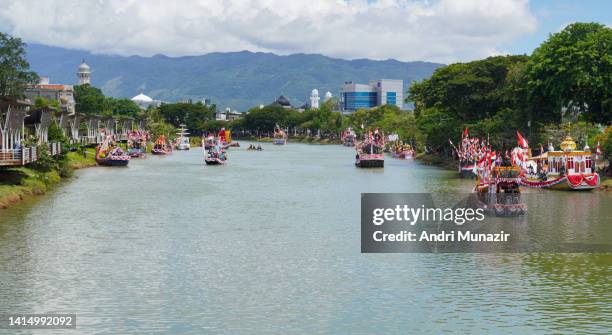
[596,141,601,160]
[517,130,529,149]
[463,128,469,138]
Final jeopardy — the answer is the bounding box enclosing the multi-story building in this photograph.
[340,79,403,113]
[24,77,76,115]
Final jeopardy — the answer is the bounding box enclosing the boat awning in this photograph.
[529,152,548,160]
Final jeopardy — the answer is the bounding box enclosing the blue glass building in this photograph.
[341,79,403,113]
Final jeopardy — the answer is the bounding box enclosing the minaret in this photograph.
[77,60,91,85]
[324,91,332,102]
[310,89,320,109]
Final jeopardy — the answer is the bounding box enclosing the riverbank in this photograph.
[0,148,97,209]
[415,152,457,170]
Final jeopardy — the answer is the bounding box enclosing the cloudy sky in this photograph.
[0,0,609,63]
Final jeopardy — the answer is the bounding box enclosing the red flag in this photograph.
[517,130,528,149]
[463,128,468,138]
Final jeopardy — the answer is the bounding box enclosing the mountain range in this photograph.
[25,43,443,111]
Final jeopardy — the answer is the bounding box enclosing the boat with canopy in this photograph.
[204,138,227,165]
[152,135,172,155]
[474,165,527,217]
[516,136,600,190]
[355,129,384,168]
[127,130,148,158]
[96,135,130,166]
[273,125,287,145]
[341,128,356,147]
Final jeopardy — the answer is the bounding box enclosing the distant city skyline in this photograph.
[0,0,609,63]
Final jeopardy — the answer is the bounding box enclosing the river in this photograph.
[1,142,610,334]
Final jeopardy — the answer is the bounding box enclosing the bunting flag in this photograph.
[517,130,529,149]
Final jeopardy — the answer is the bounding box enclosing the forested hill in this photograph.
[25,43,442,111]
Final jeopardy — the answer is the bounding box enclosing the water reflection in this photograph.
[0,143,610,334]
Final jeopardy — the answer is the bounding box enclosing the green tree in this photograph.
[0,32,39,99]
[74,84,108,115]
[526,22,612,123]
[158,102,215,135]
[108,98,141,118]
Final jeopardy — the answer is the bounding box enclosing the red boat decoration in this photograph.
[152,135,172,155]
[518,136,600,191]
[355,129,384,168]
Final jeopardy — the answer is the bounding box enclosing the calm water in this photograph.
[1,142,611,334]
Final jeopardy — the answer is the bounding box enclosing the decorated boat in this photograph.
[202,135,215,150]
[96,136,130,166]
[355,129,385,168]
[450,128,487,178]
[341,128,356,147]
[152,135,172,155]
[204,139,227,165]
[175,124,190,150]
[474,165,526,217]
[518,136,600,191]
[391,142,415,159]
[127,130,147,158]
[273,125,287,145]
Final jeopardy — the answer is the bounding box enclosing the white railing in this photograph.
[0,143,61,166]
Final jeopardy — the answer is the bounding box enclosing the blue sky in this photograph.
[0,0,609,63]
[505,0,611,55]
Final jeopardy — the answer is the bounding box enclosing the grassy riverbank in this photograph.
[0,148,97,209]
[0,168,61,209]
[415,153,457,170]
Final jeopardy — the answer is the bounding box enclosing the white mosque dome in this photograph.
[131,93,153,103]
[311,88,319,96]
[325,91,332,99]
[78,61,90,72]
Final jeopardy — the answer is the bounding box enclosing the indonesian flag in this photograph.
[477,154,486,167]
[517,130,528,149]
[463,128,469,138]
[596,142,601,160]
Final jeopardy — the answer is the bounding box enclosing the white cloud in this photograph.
[0,0,537,63]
